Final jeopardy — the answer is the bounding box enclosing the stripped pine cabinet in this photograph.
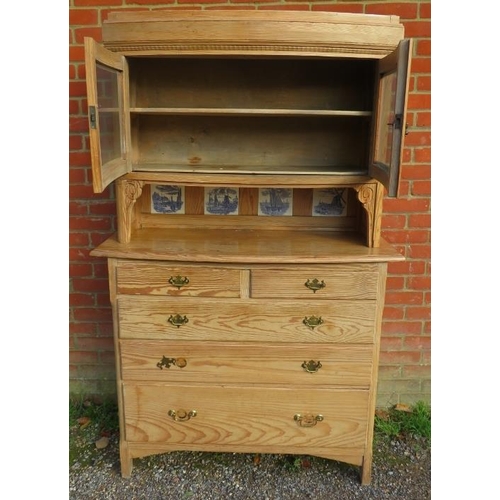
[86,10,409,484]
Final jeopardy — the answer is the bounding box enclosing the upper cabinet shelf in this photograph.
[129,108,373,117]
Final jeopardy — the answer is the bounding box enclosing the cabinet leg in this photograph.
[361,452,372,485]
[120,441,133,478]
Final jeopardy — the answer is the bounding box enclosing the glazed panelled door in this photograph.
[84,38,130,193]
[370,39,412,197]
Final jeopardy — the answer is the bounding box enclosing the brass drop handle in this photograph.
[303,315,324,329]
[157,356,188,370]
[168,314,189,328]
[294,414,324,427]
[301,360,322,373]
[168,275,190,289]
[168,409,197,422]
[304,278,326,293]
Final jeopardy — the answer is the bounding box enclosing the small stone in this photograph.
[95,436,109,449]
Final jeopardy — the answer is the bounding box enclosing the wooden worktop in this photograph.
[91,228,404,264]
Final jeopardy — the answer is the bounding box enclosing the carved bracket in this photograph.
[116,179,144,243]
[354,182,384,248]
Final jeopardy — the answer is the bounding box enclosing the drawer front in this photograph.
[251,266,379,300]
[118,297,376,343]
[123,383,369,449]
[120,341,373,387]
[116,262,241,297]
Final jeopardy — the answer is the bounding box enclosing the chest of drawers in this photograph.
[93,231,403,484]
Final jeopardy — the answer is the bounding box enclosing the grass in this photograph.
[69,397,119,466]
[375,401,431,440]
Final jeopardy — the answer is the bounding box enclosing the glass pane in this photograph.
[374,71,397,166]
[96,63,122,165]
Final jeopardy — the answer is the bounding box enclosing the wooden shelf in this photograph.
[130,107,372,117]
[131,164,368,176]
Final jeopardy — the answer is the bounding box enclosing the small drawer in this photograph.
[116,261,241,297]
[123,383,369,450]
[120,341,373,387]
[118,296,376,343]
[251,265,379,300]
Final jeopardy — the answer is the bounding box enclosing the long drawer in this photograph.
[117,296,376,343]
[123,383,369,450]
[251,265,379,300]
[116,261,241,297]
[120,341,373,387]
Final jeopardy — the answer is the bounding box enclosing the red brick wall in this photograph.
[69,0,431,405]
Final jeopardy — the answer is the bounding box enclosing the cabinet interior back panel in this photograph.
[131,115,370,171]
[128,58,375,111]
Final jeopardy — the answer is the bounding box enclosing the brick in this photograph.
[417,39,431,56]
[70,216,113,231]
[419,2,431,19]
[70,151,91,167]
[417,76,431,92]
[72,278,110,293]
[384,198,430,213]
[385,291,424,305]
[69,167,86,184]
[69,81,88,98]
[69,100,80,115]
[407,93,431,110]
[70,9,98,25]
[74,0,122,6]
[402,365,431,378]
[382,320,423,336]
[388,260,426,275]
[404,130,430,147]
[258,5,310,10]
[406,306,431,320]
[411,181,431,196]
[70,263,93,277]
[403,21,431,38]
[386,277,405,290]
[76,336,114,351]
[70,116,90,133]
[366,3,418,19]
[312,4,364,13]
[379,351,421,364]
[407,276,431,290]
[416,112,431,127]
[381,214,406,229]
[69,232,90,247]
[407,244,430,260]
[378,365,403,380]
[381,337,403,350]
[69,322,97,335]
[401,165,431,179]
[404,336,431,350]
[411,57,431,74]
[70,293,95,307]
[74,27,102,44]
[69,135,83,151]
[178,0,222,3]
[409,214,431,228]
[69,201,89,216]
[70,46,85,62]
[74,307,113,323]
[70,350,98,364]
[414,148,431,163]
[383,306,405,320]
[384,230,429,244]
[69,247,92,261]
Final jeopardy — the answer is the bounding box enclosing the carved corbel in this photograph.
[354,182,384,248]
[116,179,144,243]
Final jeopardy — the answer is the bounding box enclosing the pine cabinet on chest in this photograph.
[84,10,410,484]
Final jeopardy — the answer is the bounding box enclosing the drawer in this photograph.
[251,265,379,300]
[120,341,373,387]
[116,261,241,297]
[123,383,369,449]
[118,296,376,343]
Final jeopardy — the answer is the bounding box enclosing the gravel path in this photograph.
[69,433,430,499]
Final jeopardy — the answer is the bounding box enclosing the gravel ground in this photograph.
[69,430,430,499]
